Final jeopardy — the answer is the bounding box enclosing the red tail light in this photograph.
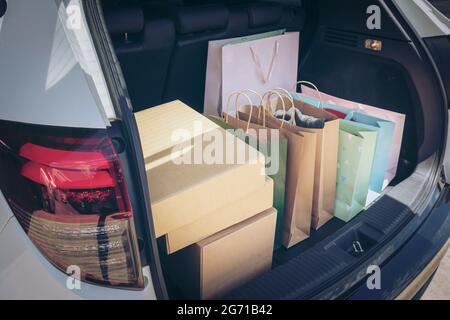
[0,121,143,288]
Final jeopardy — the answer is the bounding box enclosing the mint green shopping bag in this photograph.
[335,120,378,222]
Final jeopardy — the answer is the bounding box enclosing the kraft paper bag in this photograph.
[300,86,405,188]
[208,114,287,249]
[203,30,285,116]
[208,90,287,248]
[294,94,395,193]
[335,120,378,222]
[221,32,299,116]
[239,107,316,248]
[274,95,339,230]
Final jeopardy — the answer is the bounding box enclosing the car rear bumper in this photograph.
[346,186,450,300]
[396,238,449,300]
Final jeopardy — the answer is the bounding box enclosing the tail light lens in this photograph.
[0,120,143,288]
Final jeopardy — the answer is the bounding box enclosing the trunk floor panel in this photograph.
[225,195,415,300]
[273,218,346,266]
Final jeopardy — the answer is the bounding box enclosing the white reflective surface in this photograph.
[393,0,450,38]
[0,213,156,300]
[0,0,113,128]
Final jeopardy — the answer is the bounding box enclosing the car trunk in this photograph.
[99,0,446,299]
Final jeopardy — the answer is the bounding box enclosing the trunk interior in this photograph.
[100,0,445,299]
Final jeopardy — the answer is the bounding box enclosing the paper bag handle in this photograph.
[269,87,296,111]
[261,90,288,128]
[224,90,261,132]
[267,88,296,126]
[295,80,324,109]
[234,89,264,129]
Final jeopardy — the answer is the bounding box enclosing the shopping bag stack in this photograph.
[128,21,409,299]
[208,90,288,249]
[233,89,318,247]
[270,87,340,230]
[135,100,276,299]
[300,86,406,187]
[290,85,403,222]
[203,26,406,233]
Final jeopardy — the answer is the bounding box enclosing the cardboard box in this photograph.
[161,208,276,300]
[135,101,267,237]
[135,100,219,160]
[164,177,274,254]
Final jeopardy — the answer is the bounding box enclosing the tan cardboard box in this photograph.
[135,101,267,237]
[164,177,274,254]
[135,100,219,160]
[161,208,276,300]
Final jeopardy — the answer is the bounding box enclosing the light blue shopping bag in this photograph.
[292,93,395,193]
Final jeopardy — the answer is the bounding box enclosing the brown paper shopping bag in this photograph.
[239,91,316,248]
[270,84,339,230]
[219,90,287,248]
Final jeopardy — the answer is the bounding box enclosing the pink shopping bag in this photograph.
[301,85,405,188]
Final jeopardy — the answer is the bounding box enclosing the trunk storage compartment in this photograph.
[101,0,429,299]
